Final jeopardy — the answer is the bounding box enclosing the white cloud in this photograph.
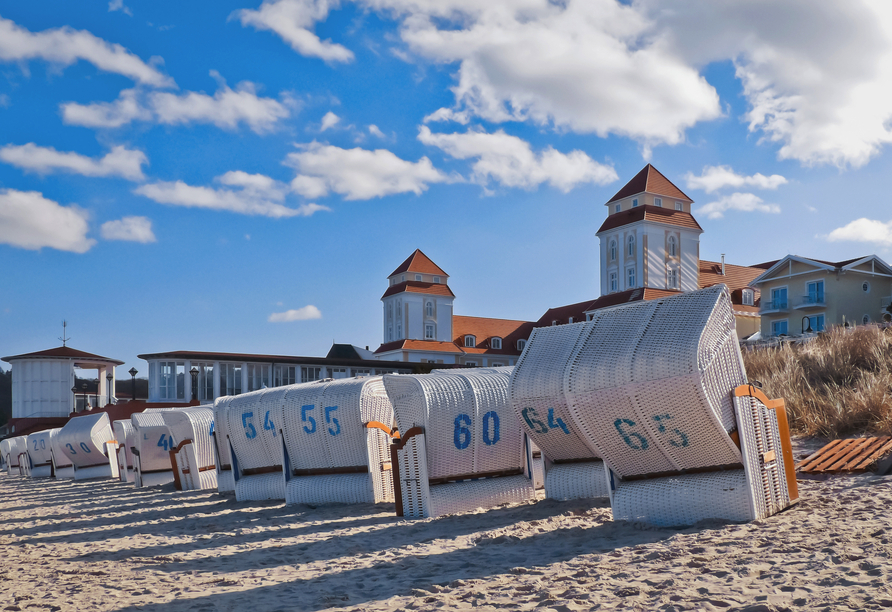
[268,305,323,322]
[232,0,354,63]
[0,16,172,87]
[418,126,616,192]
[0,143,147,181]
[697,192,781,219]
[0,94,9,108]
[368,124,385,138]
[423,107,470,125]
[61,75,290,133]
[100,216,156,243]
[645,0,892,167]
[134,171,331,218]
[286,142,450,200]
[320,111,340,131]
[0,189,95,253]
[826,218,892,245]
[684,165,787,193]
[108,0,133,16]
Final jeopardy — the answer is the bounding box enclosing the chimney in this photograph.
[721,254,726,275]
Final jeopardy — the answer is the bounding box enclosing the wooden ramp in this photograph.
[797,436,892,474]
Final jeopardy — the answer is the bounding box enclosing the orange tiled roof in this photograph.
[536,299,599,327]
[389,249,448,277]
[453,315,535,354]
[381,281,455,300]
[607,164,693,204]
[699,260,764,308]
[597,205,703,233]
[2,345,124,365]
[374,339,464,355]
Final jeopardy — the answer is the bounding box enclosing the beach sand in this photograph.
[2,447,891,612]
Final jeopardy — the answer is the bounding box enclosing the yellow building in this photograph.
[752,255,892,337]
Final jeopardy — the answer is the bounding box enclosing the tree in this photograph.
[0,367,11,426]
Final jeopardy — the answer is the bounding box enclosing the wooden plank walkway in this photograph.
[797,436,892,474]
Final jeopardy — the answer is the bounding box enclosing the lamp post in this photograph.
[801,316,813,335]
[129,367,138,402]
[81,382,89,410]
[190,366,199,402]
[106,372,114,407]
[71,385,77,413]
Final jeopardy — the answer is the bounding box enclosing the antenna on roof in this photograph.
[59,320,71,347]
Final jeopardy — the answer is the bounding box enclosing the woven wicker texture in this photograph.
[25,430,55,477]
[612,470,752,526]
[545,462,609,501]
[285,474,375,505]
[131,410,177,478]
[211,398,236,493]
[48,428,74,478]
[162,407,218,491]
[734,394,791,520]
[57,412,113,470]
[235,472,284,501]
[5,436,28,471]
[220,388,284,473]
[385,368,534,518]
[112,420,136,469]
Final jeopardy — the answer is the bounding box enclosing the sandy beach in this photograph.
[2,449,892,612]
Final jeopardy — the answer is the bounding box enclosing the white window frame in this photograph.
[425,323,435,339]
[667,267,679,289]
[862,281,871,293]
[627,235,635,257]
[433,276,440,283]
[568,317,574,324]
[805,280,825,305]
[609,271,618,292]
[614,203,620,213]
[770,286,788,310]
[464,335,476,348]
[516,339,526,351]
[742,289,754,306]
[654,197,662,207]
[491,337,502,350]
[632,198,639,207]
[415,274,422,281]
[425,301,433,317]
[627,267,636,289]
[301,366,321,383]
[610,239,617,261]
[675,201,683,211]
[465,361,477,367]
[668,235,677,257]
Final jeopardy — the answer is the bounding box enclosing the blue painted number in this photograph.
[40,439,46,450]
[301,404,316,434]
[454,414,472,450]
[157,434,173,451]
[209,421,215,436]
[263,411,277,436]
[79,442,91,454]
[614,418,649,450]
[325,406,340,436]
[652,414,689,448]
[521,407,548,434]
[483,411,500,446]
[66,443,76,455]
[33,439,39,451]
[547,408,570,434]
[242,411,257,439]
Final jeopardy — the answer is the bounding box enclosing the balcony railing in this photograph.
[794,295,826,310]
[760,299,789,313]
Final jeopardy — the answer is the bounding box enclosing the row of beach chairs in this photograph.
[2,286,799,527]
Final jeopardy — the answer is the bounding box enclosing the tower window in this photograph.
[610,239,617,261]
[628,235,635,257]
[426,301,433,317]
[668,268,678,289]
[425,323,435,339]
[609,272,618,292]
[627,267,636,289]
[668,235,677,257]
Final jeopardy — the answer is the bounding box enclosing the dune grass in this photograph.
[742,325,892,439]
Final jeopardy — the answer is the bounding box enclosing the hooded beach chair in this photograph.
[211,405,235,494]
[112,420,136,483]
[161,407,218,491]
[384,367,536,519]
[2,436,28,475]
[511,285,798,527]
[57,413,118,480]
[279,376,396,506]
[131,409,177,487]
[25,430,55,478]
[49,428,74,479]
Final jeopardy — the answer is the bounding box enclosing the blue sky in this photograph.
[3,0,892,375]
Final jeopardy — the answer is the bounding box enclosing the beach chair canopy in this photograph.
[48,427,73,470]
[2,436,28,470]
[57,413,113,468]
[131,409,177,486]
[112,419,136,469]
[161,407,217,491]
[26,429,55,476]
[511,285,797,526]
[384,367,535,518]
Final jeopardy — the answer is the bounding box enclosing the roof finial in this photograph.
[59,320,71,347]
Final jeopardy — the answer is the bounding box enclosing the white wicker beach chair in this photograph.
[384,367,536,519]
[48,428,74,479]
[3,436,28,475]
[25,430,55,478]
[161,407,218,491]
[280,376,396,506]
[509,320,610,501]
[512,285,798,527]
[130,410,177,487]
[211,407,235,494]
[111,420,136,483]
[57,413,117,480]
[1,437,15,474]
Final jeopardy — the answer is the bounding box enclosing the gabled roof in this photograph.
[606,164,693,204]
[597,205,703,234]
[536,298,599,327]
[389,249,448,278]
[381,281,455,300]
[325,344,377,360]
[699,260,765,293]
[750,254,891,285]
[374,339,465,355]
[2,345,124,365]
[581,288,683,314]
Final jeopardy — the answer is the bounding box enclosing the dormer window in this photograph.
[675,201,683,211]
[632,198,639,207]
[516,339,526,351]
[433,276,440,284]
[415,274,422,281]
[654,197,662,207]
[552,320,558,326]
[464,335,476,347]
[401,274,405,282]
[491,337,502,349]
[742,289,754,306]
[614,204,620,213]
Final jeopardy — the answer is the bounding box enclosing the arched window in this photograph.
[610,239,617,261]
[668,236,677,257]
[516,339,526,351]
[426,301,433,317]
[464,335,476,348]
[491,337,502,350]
[627,235,635,257]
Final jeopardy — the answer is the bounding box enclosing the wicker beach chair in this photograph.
[211,406,235,494]
[280,376,396,506]
[513,285,798,526]
[57,413,117,480]
[510,321,611,502]
[161,407,218,491]
[25,430,55,478]
[48,428,74,479]
[130,410,177,487]
[112,420,136,483]
[2,436,28,475]
[384,367,536,519]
